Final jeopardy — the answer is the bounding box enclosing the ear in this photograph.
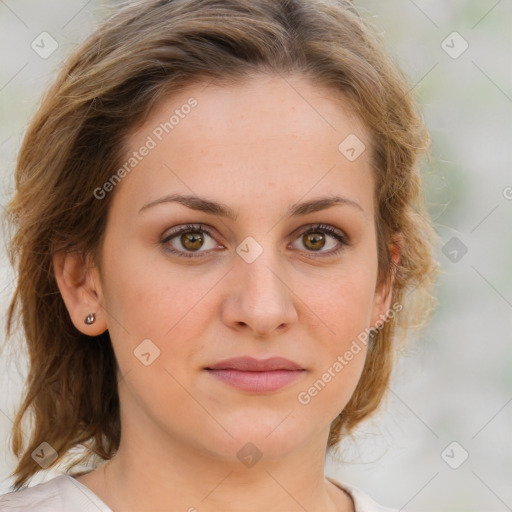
[52,249,108,336]
[370,234,402,328]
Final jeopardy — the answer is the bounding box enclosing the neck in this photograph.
[80,422,354,512]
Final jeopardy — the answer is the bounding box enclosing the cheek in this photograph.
[300,249,378,406]
[296,324,368,425]
[297,276,373,419]
[306,261,378,340]
[101,235,210,333]
[97,244,207,378]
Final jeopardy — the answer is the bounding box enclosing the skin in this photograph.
[53,72,398,512]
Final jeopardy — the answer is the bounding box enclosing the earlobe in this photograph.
[52,249,107,336]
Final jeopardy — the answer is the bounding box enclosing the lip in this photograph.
[206,356,304,372]
[204,356,306,393]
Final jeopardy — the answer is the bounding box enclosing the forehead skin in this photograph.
[108,73,374,240]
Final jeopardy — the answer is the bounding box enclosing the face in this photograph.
[86,73,394,462]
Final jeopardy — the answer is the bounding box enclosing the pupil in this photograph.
[183,232,203,250]
[305,232,325,250]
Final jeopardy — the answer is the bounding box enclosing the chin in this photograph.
[209,419,311,459]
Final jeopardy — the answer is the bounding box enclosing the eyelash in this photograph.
[160,223,349,259]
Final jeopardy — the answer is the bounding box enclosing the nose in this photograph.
[220,248,298,338]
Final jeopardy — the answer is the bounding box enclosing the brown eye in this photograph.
[291,224,348,257]
[161,224,219,258]
[181,231,205,251]
[302,231,326,251]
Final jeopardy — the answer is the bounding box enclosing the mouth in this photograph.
[204,356,306,393]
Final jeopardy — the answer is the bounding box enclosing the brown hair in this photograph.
[2,0,439,490]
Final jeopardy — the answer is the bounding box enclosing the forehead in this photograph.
[129,72,368,145]
[113,73,374,220]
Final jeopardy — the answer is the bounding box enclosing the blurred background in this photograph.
[0,1,511,510]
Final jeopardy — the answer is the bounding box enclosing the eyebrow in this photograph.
[138,193,365,220]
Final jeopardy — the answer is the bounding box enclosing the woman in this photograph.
[0,0,438,510]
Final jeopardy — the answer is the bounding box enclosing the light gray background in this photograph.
[1,1,511,510]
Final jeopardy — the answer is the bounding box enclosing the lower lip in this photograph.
[205,369,305,393]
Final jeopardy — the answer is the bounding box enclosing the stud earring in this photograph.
[84,312,96,325]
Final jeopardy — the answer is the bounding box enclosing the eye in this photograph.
[160,222,348,259]
[160,224,220,259]
[290,223,349,257]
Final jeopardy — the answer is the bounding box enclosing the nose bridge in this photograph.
[225,234,297,335]
[239,235,287,301]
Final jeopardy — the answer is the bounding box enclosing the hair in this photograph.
[2,0,439,491]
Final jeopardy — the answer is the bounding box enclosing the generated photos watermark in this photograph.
[93,97,198,200]
[297,301,403,405]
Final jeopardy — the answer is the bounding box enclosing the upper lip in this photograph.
[205,356,304,371]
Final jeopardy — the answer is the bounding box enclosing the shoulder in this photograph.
[0,475,112,512]
[327,476,399,512]
[0,476,63,511]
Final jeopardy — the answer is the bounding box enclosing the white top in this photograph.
[0,474,398,511]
